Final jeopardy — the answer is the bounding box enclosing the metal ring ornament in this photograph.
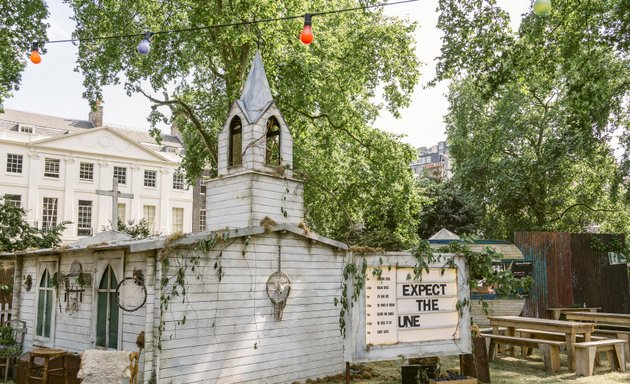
[116,276,147,312]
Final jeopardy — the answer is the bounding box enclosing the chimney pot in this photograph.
[88,100,104,127]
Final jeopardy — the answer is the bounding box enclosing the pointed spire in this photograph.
[238,50,274,123]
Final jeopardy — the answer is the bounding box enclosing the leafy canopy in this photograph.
[65,0,422,249]
[0,0,49,108]
[435,0,630,238]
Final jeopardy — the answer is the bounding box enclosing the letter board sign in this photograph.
[344,253,471,363]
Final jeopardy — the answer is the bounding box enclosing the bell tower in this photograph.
[205,51,304,230]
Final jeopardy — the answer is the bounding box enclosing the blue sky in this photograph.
[4,0,530,149]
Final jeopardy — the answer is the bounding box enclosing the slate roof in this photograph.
[0,108,183,148]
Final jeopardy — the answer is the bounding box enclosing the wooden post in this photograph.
[345,361,350,384]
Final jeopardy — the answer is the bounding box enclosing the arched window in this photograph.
[265,117,281,165]
[229,116,242,167]
[96,265,119,349]
[36,269,53,338]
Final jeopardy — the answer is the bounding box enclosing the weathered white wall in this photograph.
[157,232,345,384]
[15,250,155,382]
[205,172,304,231]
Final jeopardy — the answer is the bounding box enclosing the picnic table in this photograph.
[563,311,630,362]
[563,311,630,327]
[488,315,595,371]
[547,307,600,320]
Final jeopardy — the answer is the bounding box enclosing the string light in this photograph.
[300,14,313,45]
[20,0,419,62]
[533,0,552,17]
[30,42,41,64]
[137,32,152,55]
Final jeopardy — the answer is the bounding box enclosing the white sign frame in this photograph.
[344,252,471,363]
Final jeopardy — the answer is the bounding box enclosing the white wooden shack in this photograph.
[9,51,349,384]
[8,51,471,384]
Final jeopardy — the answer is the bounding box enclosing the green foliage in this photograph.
[417,176,483,239]
[65,0,422,250]
[0,325,20,358]
[0,196,68,253]
[0,0,49,107]
[436,0,630,238]
[117,218,152,239]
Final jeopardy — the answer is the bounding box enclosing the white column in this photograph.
[62,157,78,240]
[159,168,170,234]
[130,165,142,222]
[26,152,41,227]
[97,161,111,232]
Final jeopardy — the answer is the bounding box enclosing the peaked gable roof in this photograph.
[30,126,174,163]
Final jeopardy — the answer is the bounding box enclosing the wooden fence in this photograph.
[0,302,11,325]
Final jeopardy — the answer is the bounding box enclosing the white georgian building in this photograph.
[0,107,198,242]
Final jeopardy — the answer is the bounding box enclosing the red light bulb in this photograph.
[30,42,41,64]
[300,14,313,45]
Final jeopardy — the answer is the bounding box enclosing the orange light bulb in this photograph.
[29,42,41,64]
[30,50,41,64]
[300,14,313,45]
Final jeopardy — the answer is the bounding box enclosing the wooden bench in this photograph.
[575,339,627,376]
[593,329,630,362]
[481,334,565,373]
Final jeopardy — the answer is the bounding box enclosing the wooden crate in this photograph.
[429,377,478,384]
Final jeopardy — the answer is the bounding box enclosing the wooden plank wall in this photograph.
[17,251,153,382]
[158,232,345,384]
[206,173,304,231]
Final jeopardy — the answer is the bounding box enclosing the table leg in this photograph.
[43,357,49,384]
[507,327,516,356]
[566,332,577,371]
[64,354,68,384]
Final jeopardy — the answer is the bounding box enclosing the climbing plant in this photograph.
[155,229,254,350]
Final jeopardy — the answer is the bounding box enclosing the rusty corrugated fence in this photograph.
[514,232,629,318]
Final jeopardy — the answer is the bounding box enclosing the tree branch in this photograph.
[280,100,370,149]
[548,203,616,223]
[137,88,218,166]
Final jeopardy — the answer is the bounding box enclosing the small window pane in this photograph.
[42,197,58,232]
[199,209,206,232]
[6,154,23,173]
[80,162,94,181]
[4,194,21,207]
[117,203,126,223]
[172,208,184,233]
[143,205,156,232]
[44,158,60,178]
[113,167,127,185]
[144,170,157,188]
[78,200,93,236]
[173,173,185,190]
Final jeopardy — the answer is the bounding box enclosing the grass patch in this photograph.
[309,352,630,383]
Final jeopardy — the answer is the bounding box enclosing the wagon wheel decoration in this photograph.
[266,246,291,320]
[116,269,147,312]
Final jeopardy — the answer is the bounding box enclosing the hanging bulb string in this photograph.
[18,0,418,47]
